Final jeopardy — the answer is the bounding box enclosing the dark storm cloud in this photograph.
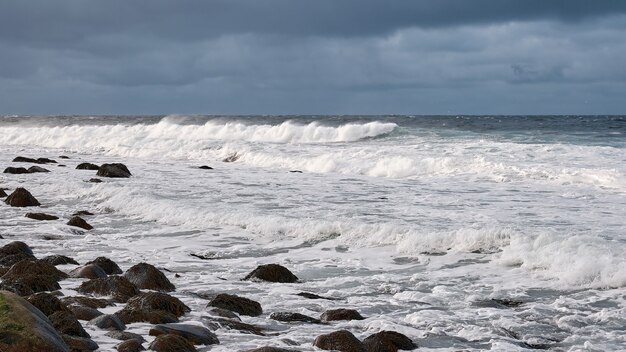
[0,0,625,114]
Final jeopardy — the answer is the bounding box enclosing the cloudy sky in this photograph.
[1,0,625,115]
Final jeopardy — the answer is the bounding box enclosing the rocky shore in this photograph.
[0,156,417,352]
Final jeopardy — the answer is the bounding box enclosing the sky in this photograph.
[1,0,625,115]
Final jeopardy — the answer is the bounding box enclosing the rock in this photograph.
[77,276,139,303]
[13,156,57,164]
[61,335,98,351]
[198,165,213,170]
[269,312,322,324]
[208,293,262,317]
[0,188,7,197]
[61,296,113,309]
[0,290,70,352]
[149,323,219,345]
[321,309,365,322]
[25,213,59,221]
[116,339,145,352]
[244,264,299,283]
[70,264,107,279]
[313,330,366,352]
[4,187,40,207]
[0,241,35,267]
[85,257,122,275]
[296,292,336,300]
[2,260,68,282]
[72,210,94,216]
[4,167,30,174]
[244,348,298,352]
[289,170,303,173]
[149,334,197,352]
[26,292,69,317]
[75,163,100,170]
[88,178,102,183]
[59,156,70,159]
[67,216,93,230]
[473,298,524,309]
[362,331,417,352]
[41,255,79,266]
[89,314,125,331]
[115,292,190,324]
[105,331,145,342]
[49,311,90,338]
[206,307,241,321]
[27,166,50,173]
[222,153,240,162]
[67,305,103,321]
[124,262,175,292]
[96,163,131,178]
[0,275,62,296]
[201,316,264,336]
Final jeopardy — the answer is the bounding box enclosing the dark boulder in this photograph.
[124,262,175,292]
[201,317,264,336]
[72,210,94,216]
[85,257,122,275]
[115,292,189,324]
[149,323,219,345]
[0,290,70,352]
[313,330,366,352]
[67,216,93,230]
[70,264,107,279]
[97,163,131,178]
[27,166,50,173]
[25,213,59,221]
[244,348,298,352]
[76,163,100,170]
[88,178,103,183]
[244,264,299,283]
[205,307,241,321]
[61,296,113,309]
[49,311,90,338]
[13,156,56,164]
[148,334,197,352]
[0,188,7,197]
[207,293,262,317]
[68,305,103,321]
[0,275,62,296]
[105,331,145,342]
[77,276,139,303]
[59,156,70,159]
[362,331,417,352]
[4,187,40,207]
[116,339,145,352]
[321,309,365,322]
[26,292,69,317]
[61,335,98,352]
[41,255,79,266]
[269,312,322,324]
[4,167,30,174]
[0,241,35,266]
[296,292,336,300]
[2,259,68,282]
[198,165,213,170]
[89,314,126,331]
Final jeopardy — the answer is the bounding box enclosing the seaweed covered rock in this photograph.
[41,255,79,266]
[269,312,322,324]
[207,293,262,317]
[116,339,145,352]
[149,323,219,345]
[0,241,36,267]
[49,311,90,338]
[70,264,107,279]
[313,330,366,352]
[26,292,69,317]
[61,296,113,309]
[0,290,70,352]
[148,334,197,352]
[77,276,139,303]
[201,316,264,336]
[4,187,40,207]
[85,257,122,275]
[68,305,103,321]
[2,260,68,282]
[61,335,98,352]
[89,314,126,331]
[1,260,68,295]
[362,331,417,352]
[243,264,299,283]
[320,308,365,322]
[97,163,131,178]
[124,263,175,292]
[115,292,189,324]
[67,216,93,230]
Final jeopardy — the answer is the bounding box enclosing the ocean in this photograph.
[1,115,625,350]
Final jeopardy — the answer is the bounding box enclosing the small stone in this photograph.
[321,308,365,322]
[67,216,93,230]
[25,212,59,221]
[198,165,213,170]
[88,178,103,183]
[201,317,264,336]
[243,264,299,283]
[269,312,322,324]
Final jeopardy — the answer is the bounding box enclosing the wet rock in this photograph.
[313,330,366,352]
[362,331,417,352]
[61,296,113,309]
[149,323,219,345]
[96,163,131,178]
[77,276,139,303]
[105,331,145,342]
[296,292,336,300]
[116,292,190,324]
[72,210,94,216]
[124,262,175,292]
[89,314,126,331]
[70,264,107,279]
[198,165,213,170]
[13,156,57,164]
[473,298,524,309]
[4,167,30,174]
[208,293,262,317]
[42,255,79,266]
[149,333,198,352]
[59,156,70,159]
[4,187,40,207]
[3,259,68,281]
[27,166,50,173]
[244,348,298,352]
[0,188,7,197]
[88,178,102,183]
[222,153,240,162]
[0,275,62,296]
[75,163,100,170]
[25,212,59,221]
[68,305,103,321]
[244,264,299,283]
[0,241,36,266]
[85,257,122,275]
[206,307,241,321]
[49,311,90,338]
[0,290,70,352]
[67,216,93,230]
[321,309,365,322]
[289,170,303,173]
[116,339,145,352]
[201,317,264,336]
[26,292,69,317]
[61,335,98,352]
[269,312,322,324]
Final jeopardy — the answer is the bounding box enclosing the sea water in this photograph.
[0,115,624,351]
